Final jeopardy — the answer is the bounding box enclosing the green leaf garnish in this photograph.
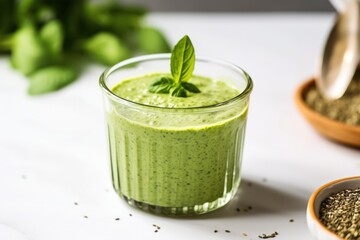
[148,35,199,98]
[171,35,195,84]
[181,82,200,93]
[148,77,173,93]
[171,85,187,97]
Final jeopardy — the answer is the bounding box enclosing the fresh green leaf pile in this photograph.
[0,0,170,95]
[149,35,200,98]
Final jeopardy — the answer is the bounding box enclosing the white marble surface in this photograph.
[0,13,359,240]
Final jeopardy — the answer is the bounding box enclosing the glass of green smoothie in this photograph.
[99,37,252,216]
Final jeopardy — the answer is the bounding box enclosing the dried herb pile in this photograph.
[0,0,170,95]
[305,77,360,126]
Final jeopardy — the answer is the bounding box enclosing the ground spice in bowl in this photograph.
[305,78,360,126]
[319,188,360,240]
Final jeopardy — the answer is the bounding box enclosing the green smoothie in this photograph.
[106,73,249,213]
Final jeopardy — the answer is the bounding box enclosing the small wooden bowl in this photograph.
[294,77,360,147]
[307,176,360,240]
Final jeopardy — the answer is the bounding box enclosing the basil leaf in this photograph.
[149,84,172,94]
[11,25,52,76]
[28,66,78,95]
[149,77,173,93]
[40,20,64,56]
[83,32,130,65]
[136,27,171,54]
[147,35,200,98]
[170,35,195,84]
[171,85,187,98]
[181,82,200,93]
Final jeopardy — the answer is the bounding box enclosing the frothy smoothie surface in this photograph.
[111,74,240,108]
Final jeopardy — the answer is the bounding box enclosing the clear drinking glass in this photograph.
[99,54,253,215]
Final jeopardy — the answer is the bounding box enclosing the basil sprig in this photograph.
[149,35,200,97]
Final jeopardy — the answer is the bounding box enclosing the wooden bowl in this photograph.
[294,77,360,147]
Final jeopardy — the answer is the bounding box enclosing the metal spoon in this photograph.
[317,0,360,100]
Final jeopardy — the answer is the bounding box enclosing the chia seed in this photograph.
[319,188,360,240]
[258,231,279,239]
[152,224,161,232]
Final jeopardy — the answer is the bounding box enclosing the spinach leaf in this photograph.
[28,65,78,95]
[136,27,171,54]
[83,32,130,65]
[40,20,64,56]
[11,24,52,76]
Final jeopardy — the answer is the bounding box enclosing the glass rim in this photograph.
[99,54,253,111]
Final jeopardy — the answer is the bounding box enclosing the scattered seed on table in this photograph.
[84,215,88,219]
[242,233,248,236]
[74,202,78,205]
[289,219,294,223]
[225,230,231,233]
[152,224,160,230]
[214,230,218,233]
[258,231,279,239]
[115,218,120,221]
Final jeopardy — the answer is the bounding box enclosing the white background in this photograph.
[0,13,359,240]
